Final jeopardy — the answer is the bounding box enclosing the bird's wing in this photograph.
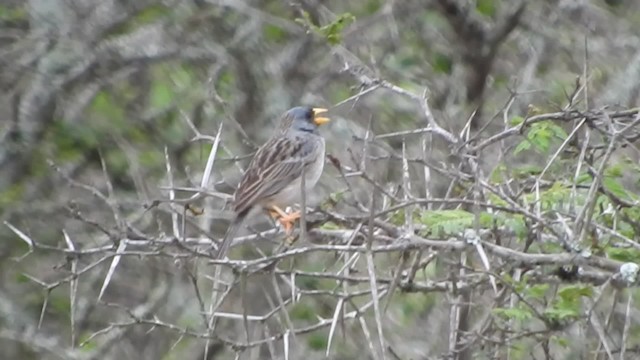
[232,134,317,215]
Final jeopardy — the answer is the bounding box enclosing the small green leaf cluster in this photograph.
[419,209,526,240]
[296,12,356,45]
[514,120,568,155]
[494,279,593,326]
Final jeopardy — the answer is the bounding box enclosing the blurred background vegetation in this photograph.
[2,0,640,359]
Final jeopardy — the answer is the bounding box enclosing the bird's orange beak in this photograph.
[312,108,330,125]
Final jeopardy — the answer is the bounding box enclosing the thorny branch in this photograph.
[4,1,640,360]
[8,93,640,358]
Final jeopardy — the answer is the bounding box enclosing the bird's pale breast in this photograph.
[266,136,325,207]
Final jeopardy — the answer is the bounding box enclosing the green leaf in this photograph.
[390,210,406,226]
[139,150,162,168]
[603,176,632,201]
[104,150,129,175]
[15,273,30,283]
[548,123,568,140]
[399,293,435,323]
[493,306,533,322]
[79,335,97,351]
[575,173,592,184]
[297,276,320,290]
[0,5,27,21]
[320,13,356,45]
[107,4,170,36]
[264,24,288,42]
[150,81,174,110]
[297,11,355,45]
[522,181,572,212]
[290,302,315,321]
[215,69,236,98]
[505,216,527,240]
[476,0,497,17]
[91,91,124,121]
[532,135,550,152]
[528,125,551,152]
[0,183,25,209]
[134,5,170,25]
[544,285,590,323]
[552,335,570,348]
[50,293,71,314]
[516,121,567,155]
[489,164,506,183]
[543,305,579,322]
[170,66,194,89]
[557,284,593,301]
[487,193,509,207]
[420,209,474,237]
[432,52,452,74]
[605,164,624,178]
[607,247,640,263]
[390,208,421,226]
[307,333,328,350]
[616,220,635,239]
[540,241,566,254]
[513,165,543,178]
[395,53,419,69]
[510,116,524,126]
[513,140,531,155]
[526,284,550,299]
[365,0,383,14]
[319,221,340,230]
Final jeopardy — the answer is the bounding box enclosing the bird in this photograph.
[215,106,330,259]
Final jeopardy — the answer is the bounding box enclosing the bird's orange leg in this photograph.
[268,205,300,235]
[278,211,301,235]
[268,205,289,219]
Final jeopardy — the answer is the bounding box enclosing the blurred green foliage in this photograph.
[493,304,533,322]
[307,332,328,351]
[420,209,476,237]
[544,285,592,323]
[476,0,497,18]
[419,209,527,240]
[296,11,355,45]
[0,183,25,211]
[0,4,26,23]
[514,120,568,155]
[108,4,171,36]
[290,301,316,322]
[397,292,435,324]
[432,52,453,75]
[494,281,593,329]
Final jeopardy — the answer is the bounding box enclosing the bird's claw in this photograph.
[278,211,301,235]
[268,206,300,236]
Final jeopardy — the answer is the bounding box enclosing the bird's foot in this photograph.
[268,206,300,236]
[277,211,301,235]
[268,205,289,220]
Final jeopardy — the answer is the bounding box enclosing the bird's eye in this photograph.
[307,108,315,120]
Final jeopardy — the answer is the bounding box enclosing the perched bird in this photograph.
[216,106,330,259]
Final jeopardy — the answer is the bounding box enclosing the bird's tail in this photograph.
[216,216,244,259]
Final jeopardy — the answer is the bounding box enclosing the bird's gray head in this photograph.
[277,106,330,134]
